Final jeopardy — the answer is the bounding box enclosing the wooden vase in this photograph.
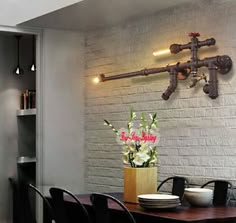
[123,167,157,203]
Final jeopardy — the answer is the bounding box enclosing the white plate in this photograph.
[139,202,181,209]
[138,194,180,200]
[138,201,180,205]
[139,201,181,206]
[138,197,180,202]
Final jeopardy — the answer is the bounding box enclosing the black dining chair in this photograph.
[157,176,189,201]
[49,187,92,223]
[90,193,136,223]
[201,180,233,206]
[14,181,34,223]
[28,184,55,223]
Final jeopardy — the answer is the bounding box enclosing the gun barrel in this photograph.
[101,55,225,82]
[99,55,232,100]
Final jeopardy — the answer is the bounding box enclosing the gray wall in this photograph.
[41,29,85,194]
[84,0,236,192]
[0,34,35,223]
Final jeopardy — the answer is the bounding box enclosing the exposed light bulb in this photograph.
[153,49,170,57]
[30,64,36,72]
[93,77,100,84]
[16,67,20,75]
[14,66,24,75]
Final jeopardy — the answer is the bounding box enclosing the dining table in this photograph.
[60,192,236,223]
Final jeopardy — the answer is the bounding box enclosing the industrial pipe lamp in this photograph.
[93,33,232,100]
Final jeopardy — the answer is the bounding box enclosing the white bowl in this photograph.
[184,188,213,207]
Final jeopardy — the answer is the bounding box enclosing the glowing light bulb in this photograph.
[152,49,170,57]
[93,77,100,84]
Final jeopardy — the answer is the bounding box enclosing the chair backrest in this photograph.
[90,193,136,223]
[49,187,91,223]
[157,176,189,200]
[28,184,55,223]
[201,180,233,206]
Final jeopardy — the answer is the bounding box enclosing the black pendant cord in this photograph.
[14,35,24,75]
[32,35,35,64]
[16,36,21,66]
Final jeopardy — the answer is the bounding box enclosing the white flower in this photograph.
[122,145,136,154]
[133,150,150,166]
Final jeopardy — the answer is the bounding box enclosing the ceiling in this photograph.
[0,0,82,26]
[21,0,192,31]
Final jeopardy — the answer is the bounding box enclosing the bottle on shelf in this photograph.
[20,89,36,110]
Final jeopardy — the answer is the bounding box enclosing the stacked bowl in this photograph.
[184,188,213,207]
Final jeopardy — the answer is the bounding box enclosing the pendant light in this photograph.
[30,35,36,72]
[14,35,24,75]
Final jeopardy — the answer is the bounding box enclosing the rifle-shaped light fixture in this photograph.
[93,33,232,100]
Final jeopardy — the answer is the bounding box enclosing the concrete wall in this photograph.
[41,29,85,194]
[0,34,35,223]
[84,0,236,192]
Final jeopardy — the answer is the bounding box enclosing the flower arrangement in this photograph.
[104,110,159,168]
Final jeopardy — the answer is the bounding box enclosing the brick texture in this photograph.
[84,0,236,195]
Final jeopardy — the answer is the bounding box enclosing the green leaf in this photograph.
[149,112,158,130]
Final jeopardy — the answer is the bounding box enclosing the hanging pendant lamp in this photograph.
[30,35,36,72]
[14,35,24,75]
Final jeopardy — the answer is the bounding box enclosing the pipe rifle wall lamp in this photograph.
[93,33,232,100]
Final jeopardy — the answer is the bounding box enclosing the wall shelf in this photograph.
[17,156,36,164]
[16,108,36,116]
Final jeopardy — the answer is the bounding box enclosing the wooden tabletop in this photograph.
[64,192,236,223]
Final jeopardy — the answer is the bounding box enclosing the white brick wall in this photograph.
[84,0,236,193]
